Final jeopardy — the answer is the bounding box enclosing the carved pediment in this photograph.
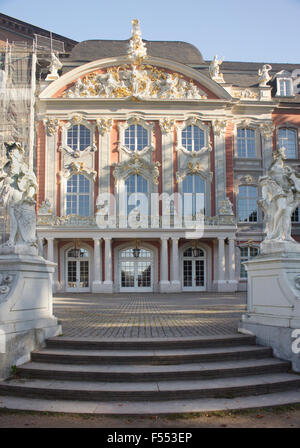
[62,65,208,101]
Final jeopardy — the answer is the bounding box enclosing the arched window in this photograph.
[278,128,297,159]
[237,128,256,158]
[182,174,205,217]
[124,124,148,151]
[182,125,205,152]
[240,246,259,279]
[67,124,91,152]
[125,174,148,215]
[238,185,258,222]
[66,174,90,216]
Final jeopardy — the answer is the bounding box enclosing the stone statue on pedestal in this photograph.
[0,142,38,256]
[209,55,225,83]
[46,52,62,81]
[258,64,272,87]
[259,147,300,253]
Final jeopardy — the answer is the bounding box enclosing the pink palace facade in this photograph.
[34,21,300,294]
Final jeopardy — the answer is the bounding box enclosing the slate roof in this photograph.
[67,39,300,97]
[69,39,205,65]
[0,13,77,52]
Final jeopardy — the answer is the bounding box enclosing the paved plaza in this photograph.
[53,292,246,339]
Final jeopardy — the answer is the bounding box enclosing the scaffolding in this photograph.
[0,35,65,244]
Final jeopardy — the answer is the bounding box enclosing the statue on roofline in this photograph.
[46,52,63,81]
[258,64,272,87]
[209,55,225,83]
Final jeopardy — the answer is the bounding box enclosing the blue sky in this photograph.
[0,0,299,63]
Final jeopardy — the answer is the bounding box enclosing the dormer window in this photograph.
[278,78,293,96]
[274,70,294,97]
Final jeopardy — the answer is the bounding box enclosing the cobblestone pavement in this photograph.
[53,292,246,339]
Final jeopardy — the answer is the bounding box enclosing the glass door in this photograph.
[120,248,152,292]
[182,247,206,290]
[66,248,90,292]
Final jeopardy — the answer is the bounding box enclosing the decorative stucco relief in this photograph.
[113,153,160,185]
[59,160,97,182]
[63,65,208,101]
[43,118,60,136]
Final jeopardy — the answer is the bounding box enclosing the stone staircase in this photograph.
[0,334,300,414]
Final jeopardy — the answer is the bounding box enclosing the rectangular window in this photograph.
[279,79,293,97]
[66,174,90,216]
[237,128,256,158]
[240,246,259,279]
[238,185,258,222]
[278,128,297,159]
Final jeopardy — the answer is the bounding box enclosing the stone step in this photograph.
[45,334,256,350]
[16,358,291,382]
[1,390,300,415]
[0,373,299,402]
[31,345,273,365]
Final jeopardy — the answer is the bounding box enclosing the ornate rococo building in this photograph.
[2,16,300,294]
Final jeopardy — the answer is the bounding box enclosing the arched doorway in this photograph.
[119,247,153,292]
[66,247,90,292]
[182,247,206,291]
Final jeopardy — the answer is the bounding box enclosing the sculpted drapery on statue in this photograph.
[259,147,300,253]
[0,142,38,256]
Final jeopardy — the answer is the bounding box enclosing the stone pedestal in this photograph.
[238,252,300,372]
[0,254,62,380]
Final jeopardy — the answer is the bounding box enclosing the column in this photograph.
[218,237,225,282]
[92,237,102,292]
[228,238,235,281]
[103,237,113,293]
[171,237,181,291]
[213,120,227,214]
[228,237,238,292]
[214,236,226,292]
[47,237,55,292]
[47,237,54,262]
[159,236,170,292]
[44,119,59,214]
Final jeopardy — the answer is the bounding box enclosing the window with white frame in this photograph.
[67,124,91,152]
[66,174,90,216]
[182,125,205,152]
[125,174,148,215]
[124,124,149,152]
[237,128,256,158]
[239,246,259,279]
[238,185,258,222]
[278,128,298,159]
[277,78,293,97]
[182,174,205,217]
